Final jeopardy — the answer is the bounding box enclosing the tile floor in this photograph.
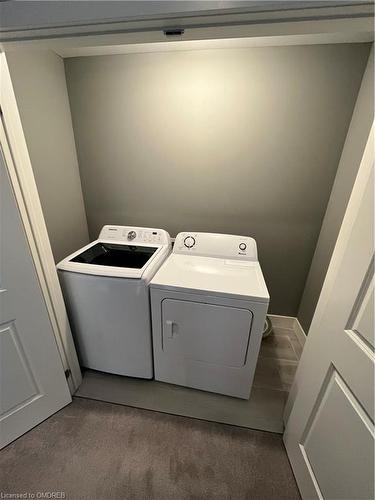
[76,322,303,433]
[255,325,301,392]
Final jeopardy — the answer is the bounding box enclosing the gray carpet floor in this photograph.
[0,398,300,500]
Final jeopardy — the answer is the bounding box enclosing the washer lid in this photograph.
[57,225,171,278]
[71,242,157,268]
[150,254,269,302]
[57,240,165,278]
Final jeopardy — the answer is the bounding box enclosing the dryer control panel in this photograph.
[99,225,171,246]
[173,232,258,261]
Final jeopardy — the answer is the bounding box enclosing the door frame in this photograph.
[0,7,373,395]
[0,55,82,393]
[0,2,373,51]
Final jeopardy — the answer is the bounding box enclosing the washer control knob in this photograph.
[184,236,196,249]
[127,230,137,241]
[239,242,247,251]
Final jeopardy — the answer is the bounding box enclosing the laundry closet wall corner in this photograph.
[0,52,83,392]
[5,49,89,263]
[297,44,374,333]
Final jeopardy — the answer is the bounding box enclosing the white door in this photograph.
[0,142,71,449]
[283,129,374,499]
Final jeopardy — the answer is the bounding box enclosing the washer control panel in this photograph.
[99,225,171,246]
[127,230,137,241]
[174,232,258,261]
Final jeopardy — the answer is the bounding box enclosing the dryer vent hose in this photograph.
[262,316,273,339]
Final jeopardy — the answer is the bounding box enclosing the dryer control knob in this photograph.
[184,236,196,249]
[127,230,137,241]
[239,243,247,251]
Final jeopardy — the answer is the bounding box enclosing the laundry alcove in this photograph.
[3,31,373,433]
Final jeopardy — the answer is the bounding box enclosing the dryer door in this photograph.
[162,299,253,367]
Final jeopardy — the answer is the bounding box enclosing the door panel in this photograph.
[0,322,40,415]
[302,369,374,500]
[162,299,252,367]
[283,130,374,499]
[351,273,374,349]
[0,143,71,449]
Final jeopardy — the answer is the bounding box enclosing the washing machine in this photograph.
[150,232,269,399]
[57,225,171,378]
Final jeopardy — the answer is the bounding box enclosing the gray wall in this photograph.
[297,44,374,332]
[6,50,90,263]
[65,43,370,315]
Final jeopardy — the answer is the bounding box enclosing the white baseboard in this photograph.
[268,314,295,329]
[268,314,306,347]
[292,317,307,347]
